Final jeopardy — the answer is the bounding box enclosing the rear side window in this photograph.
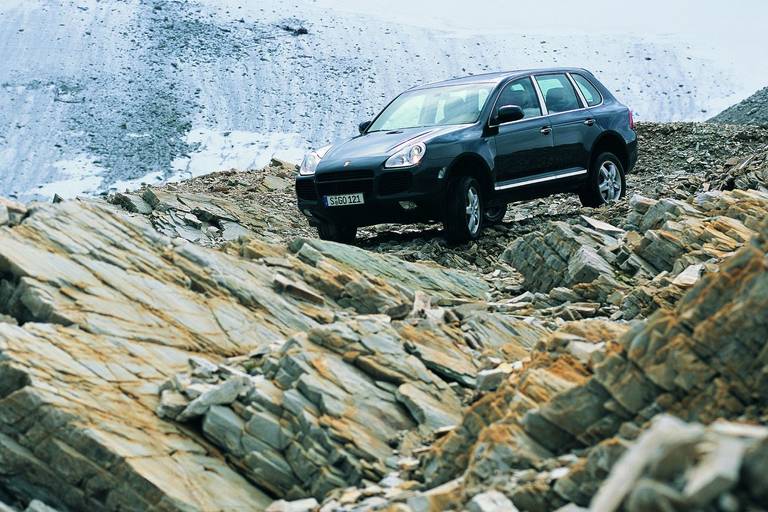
[572,74,602,106]
[496,77,542,120]
[535,74,582,114]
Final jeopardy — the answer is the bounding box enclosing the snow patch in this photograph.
[27,157,104,200]
[169,129,305,182]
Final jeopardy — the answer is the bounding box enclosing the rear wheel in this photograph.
[578,152,626,207]
[444,176,484,243]
[484,204,507,226]
[317,222,357,244]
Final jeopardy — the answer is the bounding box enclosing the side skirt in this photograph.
[494,168,587,191]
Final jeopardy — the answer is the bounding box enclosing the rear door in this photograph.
[492,76,553,184]
[534,73,600,172]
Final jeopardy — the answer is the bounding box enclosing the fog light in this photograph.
[301,209,313,217]
[438,167,446,179]
[399,201,417,210]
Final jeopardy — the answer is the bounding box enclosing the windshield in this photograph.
[368,83,494,132]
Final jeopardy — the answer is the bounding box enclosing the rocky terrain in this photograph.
[0,122,767,512]
[103,122,768,274]
[711,86,768,126]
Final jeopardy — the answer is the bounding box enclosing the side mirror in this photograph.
[358,120,372,134]
[495,105,525,124]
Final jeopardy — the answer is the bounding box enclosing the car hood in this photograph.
[320,124,470,167]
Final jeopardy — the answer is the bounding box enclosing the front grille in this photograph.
[378,171,412,195]
[315,168,374,196]
[295,179,317,200]
[316,180,374,196]
[316,169,374,182]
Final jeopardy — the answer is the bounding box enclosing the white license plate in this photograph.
[324,193,365,207]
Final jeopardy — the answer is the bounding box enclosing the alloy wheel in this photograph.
[466,186,480,235]
[598,161,622,202]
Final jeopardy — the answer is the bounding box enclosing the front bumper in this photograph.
[295,163,447,227]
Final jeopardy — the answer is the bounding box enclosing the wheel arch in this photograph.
[590,131,629,172]
[445,152,494,197]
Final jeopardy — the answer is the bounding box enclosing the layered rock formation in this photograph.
[588,415,768,512]
[368,197,768,511]
[0,199,541,510]
[156,312,542,500]
[709,146,768,193]
[0,148,767,511]
[108,160,304,247]
[502,188,768,320]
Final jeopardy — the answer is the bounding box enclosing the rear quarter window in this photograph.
[572,74,603,107]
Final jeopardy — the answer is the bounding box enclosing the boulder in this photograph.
[589,417,768,512]
[466,490,517,512]
[475,366,512,392]
[156,389,189,420]
[177,375,252,421]
[0,198,26,226]
[406,478,463,512]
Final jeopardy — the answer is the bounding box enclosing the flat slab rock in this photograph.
[0,322,272,511]
[0,199,504,511]
[157,312,514,500]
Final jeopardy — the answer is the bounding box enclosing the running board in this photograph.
[494,168,587,191]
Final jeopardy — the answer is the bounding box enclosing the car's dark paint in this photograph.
[296,67,637,229]
[492,116,553,183]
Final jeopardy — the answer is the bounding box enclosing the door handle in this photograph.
[540,126,552,135]
[584,118,595,126]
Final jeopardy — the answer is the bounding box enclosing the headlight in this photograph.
[385,142,426,169]
[299,145,331,176]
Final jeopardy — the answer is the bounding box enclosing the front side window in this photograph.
[368,83,493,132]
[496,77,542,120]
[535,74,582,114]
[572,74,602,107]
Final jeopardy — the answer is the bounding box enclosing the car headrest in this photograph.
[444,98,467,119]
[505,90,526,107]
[546,88,566,108]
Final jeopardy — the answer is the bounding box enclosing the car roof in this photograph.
[408,68,591,90]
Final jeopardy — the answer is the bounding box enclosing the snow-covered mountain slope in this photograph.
[0,0,764,200]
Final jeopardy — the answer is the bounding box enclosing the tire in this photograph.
[579,152,626,208]
[444,176,484,243]
[317,222,357,244]
[484,204,507,226]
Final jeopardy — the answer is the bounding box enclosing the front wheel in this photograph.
[578,152,626,208]
[317,222,357,244]
[444,176,484,243]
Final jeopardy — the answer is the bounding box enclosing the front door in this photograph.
[492,76,553,184]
